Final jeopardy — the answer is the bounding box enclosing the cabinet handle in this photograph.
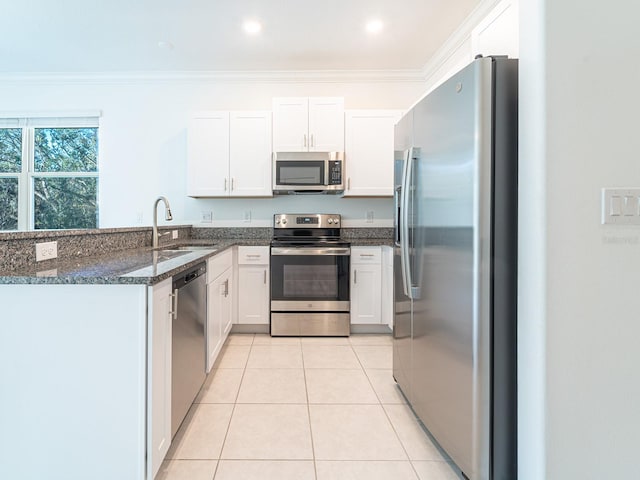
[310,133,314,147]
[359,254,375,257]
[347,177,351,190]
[263,269,267,284]
[303,134,307,148]
[246,254,261,258]
[224,178,227,191]
[231,178,235,190]
[224,279,229,297]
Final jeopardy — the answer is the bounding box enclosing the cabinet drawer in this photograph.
[207,249,233,283]
[237,246,269,265]
[351,247,381,264]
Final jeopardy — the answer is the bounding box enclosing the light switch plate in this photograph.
[602,188,640,225]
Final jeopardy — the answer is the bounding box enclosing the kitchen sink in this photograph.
[153,242,217,252]
[164,245,217,251]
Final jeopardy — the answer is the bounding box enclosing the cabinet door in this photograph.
[237,265,270,324]
[221,267,233,337]
[272,97,309,152]
[351,247,382,325]
[147,278,172,480]
[207,276,224,373]
[351,263,382,324]
[308,97,344,151]
[344,110,402,196]
[187,112,230,197]
[230,111,273,197]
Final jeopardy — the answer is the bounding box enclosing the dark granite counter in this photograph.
[0,239,269,286]
[0,225,393,285]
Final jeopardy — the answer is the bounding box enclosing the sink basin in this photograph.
[166,245,217,251]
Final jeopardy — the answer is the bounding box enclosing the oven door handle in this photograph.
[271,247,351,256]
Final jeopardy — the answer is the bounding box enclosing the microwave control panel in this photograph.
[328,161,343,185]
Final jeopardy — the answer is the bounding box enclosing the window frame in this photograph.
[0,115,99,231]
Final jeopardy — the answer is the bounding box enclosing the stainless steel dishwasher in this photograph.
[171,262,206,438]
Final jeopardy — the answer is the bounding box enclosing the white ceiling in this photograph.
[3,0,482,74]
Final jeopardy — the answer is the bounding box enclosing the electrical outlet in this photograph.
[172,230,178,239]
[243,211,251,223]
[366,211,374,223]
[201,211,213,223]
[35,241,58,261]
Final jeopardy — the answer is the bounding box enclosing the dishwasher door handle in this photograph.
[170,290,178,320]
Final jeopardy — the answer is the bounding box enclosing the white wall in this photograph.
[519,0,640,478]
[0,78,425,228]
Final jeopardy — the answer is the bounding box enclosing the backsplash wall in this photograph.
[186,196,394,227]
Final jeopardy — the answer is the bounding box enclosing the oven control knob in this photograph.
[332,217,340,225]
[276,219,281,224]
[327,218,333,224]
[281,219,287,225]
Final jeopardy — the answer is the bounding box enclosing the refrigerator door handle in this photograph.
[400,147,414,299]
[394,185,402,247]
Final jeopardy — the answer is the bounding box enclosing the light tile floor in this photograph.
[157,334,463,480]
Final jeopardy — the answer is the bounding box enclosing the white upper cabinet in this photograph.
[230,111,273,196]
[187,111,272,197]
[187,111,229,197]
[344,110,402,197]
[273,97,344,152]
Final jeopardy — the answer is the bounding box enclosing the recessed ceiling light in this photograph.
[243,20,262,35]
[157,40,174,50]
[366,19,384,34]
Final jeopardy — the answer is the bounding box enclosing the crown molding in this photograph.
[420,0,503,82]
[0,69,427,86]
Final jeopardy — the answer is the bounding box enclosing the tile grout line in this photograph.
[301,340,319,480]
[210,334,254,480]
[351,340,420,476]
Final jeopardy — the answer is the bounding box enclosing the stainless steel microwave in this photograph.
[272,152,344,193]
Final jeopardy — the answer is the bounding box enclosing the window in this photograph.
[0,117,99,231]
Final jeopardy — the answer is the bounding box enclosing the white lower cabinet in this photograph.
[147,278,172,480]
[350,246,382,324]
[207,250,234,372]
[237,246,270,325]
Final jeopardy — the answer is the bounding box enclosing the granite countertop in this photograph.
[0,239,266,286]
[0,232,394,285]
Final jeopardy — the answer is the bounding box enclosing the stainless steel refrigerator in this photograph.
[393,56,518,480]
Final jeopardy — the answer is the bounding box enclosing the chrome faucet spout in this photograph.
[152,196,173,248]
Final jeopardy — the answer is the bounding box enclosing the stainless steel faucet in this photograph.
[152,196,173,248]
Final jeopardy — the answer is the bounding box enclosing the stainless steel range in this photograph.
[270,213,350,336]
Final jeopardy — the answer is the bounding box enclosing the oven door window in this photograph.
[271,254,349,301]
[276,161,325,186]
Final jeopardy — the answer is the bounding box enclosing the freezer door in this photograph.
[410,58,494,479]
